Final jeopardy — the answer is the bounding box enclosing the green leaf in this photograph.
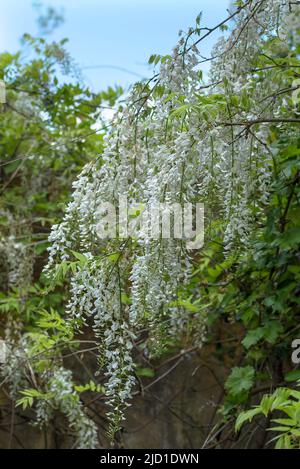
[235,407,262,432]
[279,227,300,248]
[284,370,300,383]
[242,328,264,349]
[71,251,89,264]
[225,366,255,397]
[262,321,283,344]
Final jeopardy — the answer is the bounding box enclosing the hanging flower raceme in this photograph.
[45,0,300,435]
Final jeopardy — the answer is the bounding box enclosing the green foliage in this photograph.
[17,388,53,410]
[225,366,256,398]
[136,367,155,378]
[74,380,104,393]
[236,385,300,449]
[1,0,300,449]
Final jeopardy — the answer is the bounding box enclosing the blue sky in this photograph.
[1,0,229,91]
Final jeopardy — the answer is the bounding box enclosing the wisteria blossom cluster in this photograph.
[1,330,98,448]
[45,0,300,434]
